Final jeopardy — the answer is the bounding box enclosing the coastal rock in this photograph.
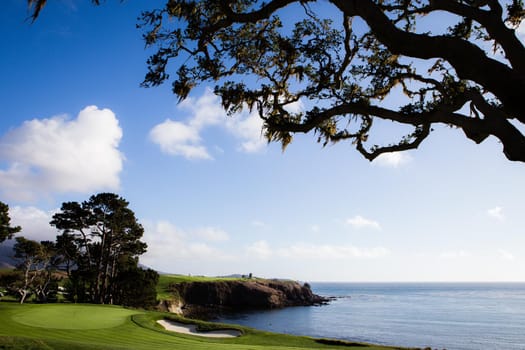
[166,279,328,317]
[158,299,184,314]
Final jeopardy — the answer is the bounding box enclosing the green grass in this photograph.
[156,274,296,301]
[156,274,246,300]
[0,303,410,350]
[11,304,138,329]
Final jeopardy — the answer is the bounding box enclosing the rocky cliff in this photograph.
[162,279,328,318]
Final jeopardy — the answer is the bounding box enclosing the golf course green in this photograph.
[0,302,407,350]
[11,304,138,330]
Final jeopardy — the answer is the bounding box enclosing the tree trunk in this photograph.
[19,290,28,304]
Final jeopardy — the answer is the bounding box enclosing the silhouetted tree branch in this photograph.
[28,0,525,162]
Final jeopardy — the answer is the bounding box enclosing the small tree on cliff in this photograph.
[28,1,525,162]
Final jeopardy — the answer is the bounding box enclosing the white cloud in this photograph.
[246,240,273,260]
[346,215,382,230]
[186,242,227,257]
[140,220,233,271]
[9,206,58,242]
[439,250,471,259]
[149,88,270,159]
[0,106,123,201]
[517,21,525,43]
[193,226,229,241]
[283,100,304,115]
[373,152,412,167]
[278,243,389,260]
[487,206,505,221]
[225,110,266,153]
[149,119,211,160]
[140,220,186,259]
[227,98,304,153]
[497,249,515,261]
[180,90,225,129]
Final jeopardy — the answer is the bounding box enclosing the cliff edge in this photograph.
[161,279,328,318]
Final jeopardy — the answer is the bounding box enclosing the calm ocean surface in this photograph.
[215,283,525,350]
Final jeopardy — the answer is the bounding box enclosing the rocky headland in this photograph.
[159,279,329,319]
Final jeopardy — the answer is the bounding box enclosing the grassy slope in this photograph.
[156,274,246,300]
[0,303,408,350]
[156,274,297,300]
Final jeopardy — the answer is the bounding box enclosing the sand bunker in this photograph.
[157,319,242,338]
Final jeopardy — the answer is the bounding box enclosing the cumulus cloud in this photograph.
[439,250,471,259]
[149,88,274,159]
[193,226,230,241]
[225,111,265,153]
[9,206,59,242]
[278,243,389,260]
[247,240,389,261]
[180,90,225,129]
[186,243,226,257]
[246,240,273,260]
[140,220,234,270]
[346,215,382,230]
[141,219,390,274]
[149,119,211,159]
[487,206,505,221]
[497,249,515,261]
[0,106,124,201]
[373,152,412,167]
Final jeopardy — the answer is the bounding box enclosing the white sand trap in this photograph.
[157,319,242,338]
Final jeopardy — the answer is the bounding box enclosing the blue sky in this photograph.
[1,0,524,281]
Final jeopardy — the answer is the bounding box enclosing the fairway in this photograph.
[12,304,139,329]
[0,303,402,350]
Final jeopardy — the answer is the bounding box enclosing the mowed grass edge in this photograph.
[0,303,410,350]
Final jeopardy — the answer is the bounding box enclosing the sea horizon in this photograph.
[216,281,525,350]
[307,280,525,283]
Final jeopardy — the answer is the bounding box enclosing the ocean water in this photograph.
[215,283,525,350]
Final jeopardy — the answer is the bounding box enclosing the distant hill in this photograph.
[1,247,157,272]
[0,261,14,270]
[0,241,16,267]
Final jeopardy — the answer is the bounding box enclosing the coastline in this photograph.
[215,282,525,350]
[159,278,330,319]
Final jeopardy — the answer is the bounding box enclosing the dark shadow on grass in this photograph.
[315,338,369,347]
